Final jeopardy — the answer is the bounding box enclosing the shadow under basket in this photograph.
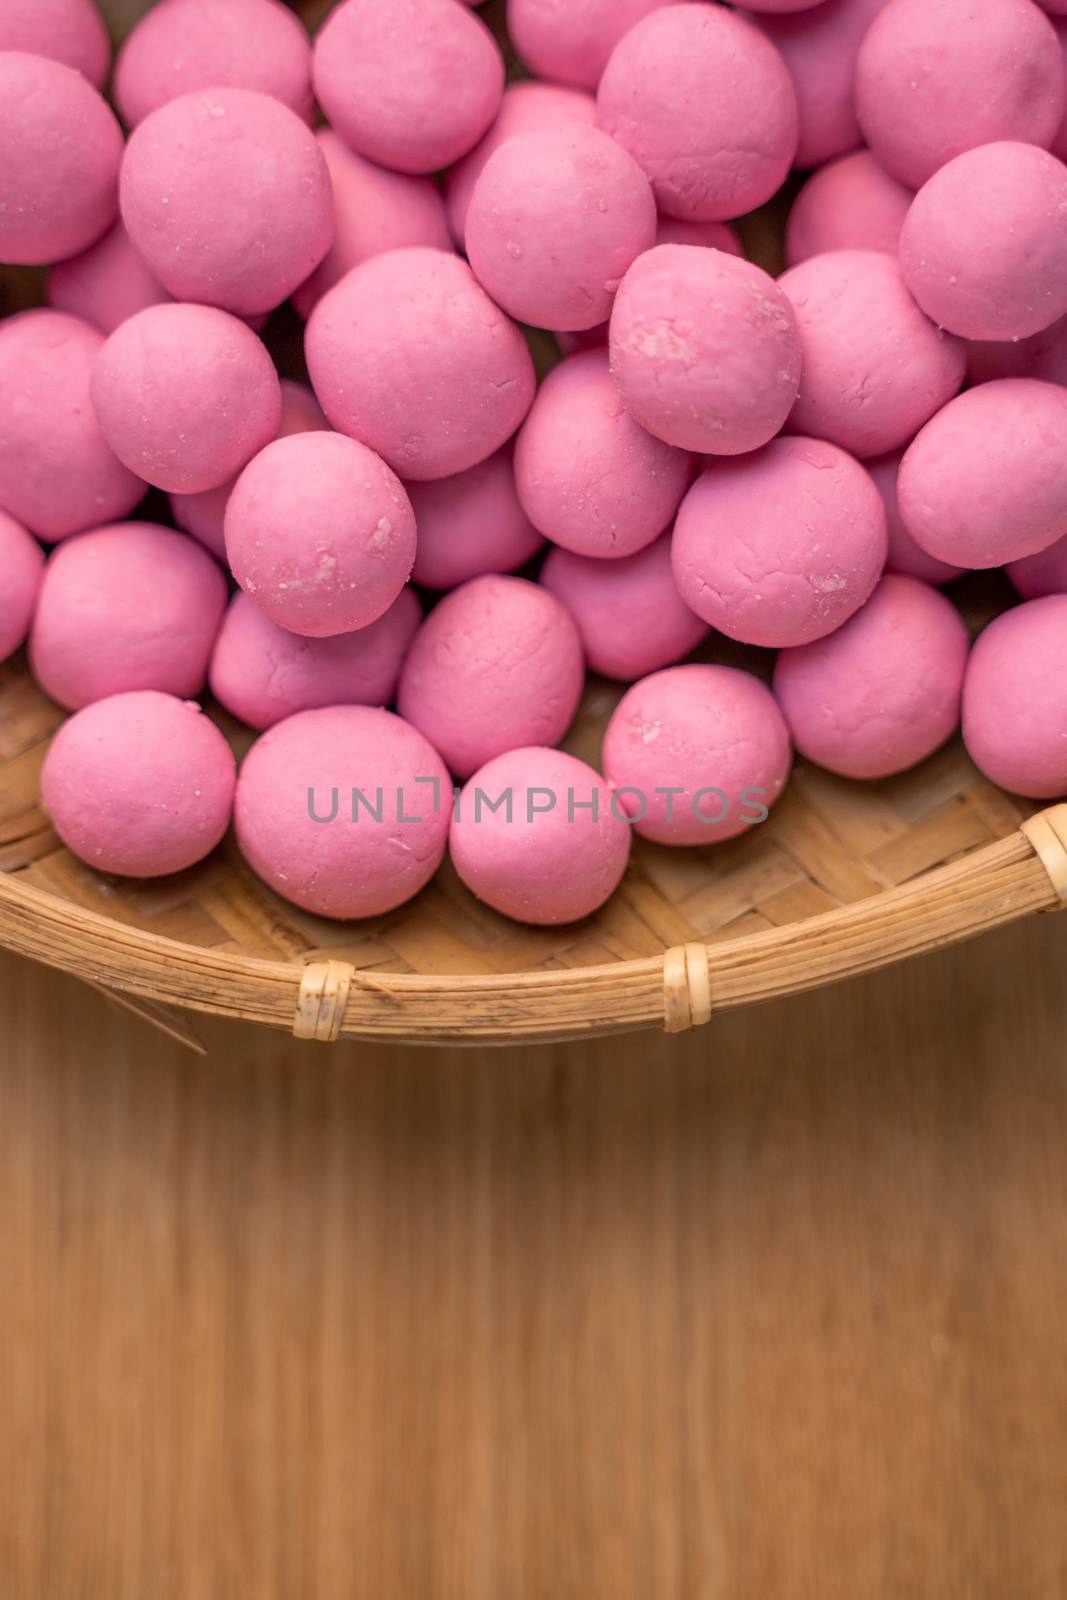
[2,651,1067,1049]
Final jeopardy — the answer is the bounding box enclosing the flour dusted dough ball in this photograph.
[785,152,913,266]
[609,245,802,455]
[867,451,965,587]
[408,446,544,592]
[0,53,122,265]
[42,692,236,878]
[508,0,677,88]
[963,596,1067,798]
[312,0,504,175]
[30,523,227,710]
[235,706,452,919]
[0,0,109,87]
[46,221,170,335]
[780,250,966,458]
[672,436,888,647]
[451,748,631,925]
[0,311,145,543]
[0,511,44,665]
[121,88,333,316]
[596,4,798,221]
[306,249,536,482]
[91,303,282,494]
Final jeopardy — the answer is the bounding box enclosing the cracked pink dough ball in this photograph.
[744,0,889,169]
[292,132,452,321]
[672,436,888,647]
[170,380,328,563]
[306,249,536,482]
[114,0,313,128]
[900,143,1067,342]
[0,511,44,665]
[898,379,1067,569]
[867,451,964,587]
[785,152,913,267]
[91,303,282,494]
[541,535,708,681]
[30,523,227,711]
[596,5,798,222]
[466,126,656,333]
[962,596,1067,798]
[0,311,144,543]
[514,349,692,558]
[855,0,1065,189]
[0,53,122,265]
[780,250,966,459]
[451,747,631,925]
[397,575,584,779]
[408,446,544,592]
[0,0,109,88]
[312,0,503,175]
[225,432,416,639]
[609,245,802,455]
[602,665,792,846]
[1008,536,1067,599]
[446,81,596,247]
[654,217,743,254]
[508,0,676,89]
[774,574,969,780]
[46,221,170,335]
[42,692,236,878]
[968,314,1067,388]
[121,88,333,316]
[235,706,452,920]
[209,587,421,731]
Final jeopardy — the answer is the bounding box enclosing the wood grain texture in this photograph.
[5,915,1067,1600]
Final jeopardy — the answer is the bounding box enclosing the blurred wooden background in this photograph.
[5,915,1067,1599]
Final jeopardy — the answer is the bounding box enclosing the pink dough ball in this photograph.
[312,0,503,176]
[451,747,631,925]
[609,245,802,455]
[967,315,1067,387]
[541,534,708,681]
[306,249,535,482]
[46,220,170,335]
[867,451,965,586]
[962,596,1067,797]
[30,522,227,710]
[0,311,144,543]
[42,691,235,878]
[780,250,966,458]
[466,126,656,333]
[0,0,110,88]
[170,380,328,562]
[1055,21,1067,157]
[292,132,452,321]
[900,142,1067,342]
[855,0,1065,189]
[774,574,968,779]
[446,81,596,247]
[596,4,798,222]
[743,0,889,169]
[0,511,44,665]
[514,350,692,559]
[602,664,792,846]
[226,432,416,639]
[1008,535,1067,599]
[655,217,744,255]
[235,705,451,919]
[508,0,677,89]
[121,88,333,316]
[114,0,313,128]
[397,575,584,779]
[408,446,544,592]
[740,0,833,9]
[0,53,122,265]
[91,303,282,494]
[898,379,1067,568]
[785,151,913,266]
[209,587,421,731]
[672,436,887,647]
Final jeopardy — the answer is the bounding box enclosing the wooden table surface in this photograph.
[4,918,1067,1600]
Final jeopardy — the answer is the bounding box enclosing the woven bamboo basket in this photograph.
[2,0,1067,1050]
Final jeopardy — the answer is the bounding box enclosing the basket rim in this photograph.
[1,805,1065,1044]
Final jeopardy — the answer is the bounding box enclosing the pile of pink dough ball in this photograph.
[3,0,1067,928]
